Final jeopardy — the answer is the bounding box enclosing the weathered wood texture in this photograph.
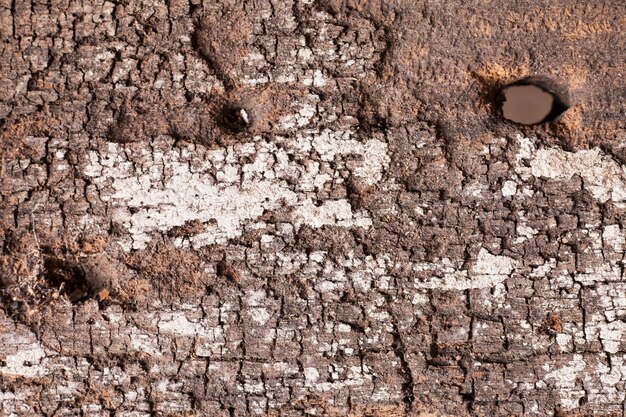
[1,0,626,416]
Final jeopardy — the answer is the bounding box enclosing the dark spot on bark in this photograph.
[216,259,240,283]
[167,219,206,238]
[540,312,563,335]
[109,221,126,236]
[220,105,253,133]
[496,76,570,125]
[43,257,89,303]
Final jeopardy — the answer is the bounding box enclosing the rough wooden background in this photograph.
[1,0,626,416]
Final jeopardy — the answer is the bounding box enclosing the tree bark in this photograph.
[1,1,625,416]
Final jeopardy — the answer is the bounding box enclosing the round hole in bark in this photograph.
[496,77,569,125]
[43,257,89,303]
[221,105,253,133]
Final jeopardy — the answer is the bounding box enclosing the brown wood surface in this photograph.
[1,1,626,416]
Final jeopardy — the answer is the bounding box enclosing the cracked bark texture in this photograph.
[1,0,626,416]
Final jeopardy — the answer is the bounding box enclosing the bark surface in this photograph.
[1,1,626,416]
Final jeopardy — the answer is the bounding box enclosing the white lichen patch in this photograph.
[542,353,626,410]
[408,249,518,290]
[292,199,372,229]
[84,126,388,250]
[311,130,389,186]
[158,312,203,337]
[516,136,626,203]
[471,248,518,276]
[129,327,161,356]
[501,180,517,197]
[543,354,587,409]
[603,224,625,253]
[597,321,626,354]
[0,340,49,378]
[304,367,320,385]
[274,248,519,292]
